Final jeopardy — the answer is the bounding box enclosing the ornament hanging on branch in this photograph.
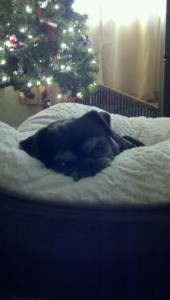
[18,61,24,75]
[4,34,27,51]
[35,6,57,41]
[38,0,51,8]
[37,67,43,78]
[52,56,59,71]
[41,87,52,109]
[77,35,91,49]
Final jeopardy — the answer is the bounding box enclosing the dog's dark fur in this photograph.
[20,110,144,180]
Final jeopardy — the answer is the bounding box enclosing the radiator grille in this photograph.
[84,87,159,117]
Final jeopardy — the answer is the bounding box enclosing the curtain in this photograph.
[73,0,166,101]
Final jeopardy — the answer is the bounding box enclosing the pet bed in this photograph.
[0,103,170,299]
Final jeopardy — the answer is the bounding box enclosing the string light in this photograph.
[26,5,32,13]
[46,77,53,84]
[2,76,8,82]
[57,94,62,99]
[66,66,71,71]
[1,60,6,65]
[61,43,67,49]
[20,27,27,33]
[27,82,32,87]
[60,65,65,70]
[76,92,83,98]
[54,4,59,9]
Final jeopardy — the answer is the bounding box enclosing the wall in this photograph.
[0,87,42,128]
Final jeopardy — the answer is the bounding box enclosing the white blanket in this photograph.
[0,103,170,205]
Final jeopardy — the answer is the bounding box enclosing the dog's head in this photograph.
[20,110,144,180]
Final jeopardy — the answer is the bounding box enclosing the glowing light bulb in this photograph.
[68,27,74,32]
[60,65,65,70]
[28,35,33,39]
[26,5,32,13]
[36,81,41,85]
[57,94,62,99]
[20,27,26,33]
[1,59,6,65]
[61,43,67,49]
[54,4,59,9]
[88,48,93,53]
[76,92,83,98]
[27,82,32,87]
[46,77,52,84]
[2,76,7,82]
[66,66,71,71]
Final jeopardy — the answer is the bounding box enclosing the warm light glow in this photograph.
[20,27,25,32]
[2,76,7,82]
[46,77,53,84]
[26,5,32,13]
[68,27,74,32]
[60,65,65,70]
[73,0,165,25]
[66,66,71,71]
[1,59,6,65]
[76,92,83,98]
[61,43,67,49]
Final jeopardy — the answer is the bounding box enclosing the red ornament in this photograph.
[5,34,27,50]
[69,97,76,103]
[35,5,57,41]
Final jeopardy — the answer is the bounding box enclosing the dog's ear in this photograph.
[20,133,39,158]
[98,111,111,127]
[80,110,111,133]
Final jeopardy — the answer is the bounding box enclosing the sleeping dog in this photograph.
[20,110,144,181]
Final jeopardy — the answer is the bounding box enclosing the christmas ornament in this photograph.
[39,18,57,27]
[78,35,91,49]
[35,6,57,41]
[68,96,76,103]
[41,87,52,109]
[4,34,27,50]
[37,0,52,8]
[51,56,59,70]
[37,67,42,78]
[18,61,24,75]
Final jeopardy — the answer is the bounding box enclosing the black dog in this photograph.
[20,110,144,180]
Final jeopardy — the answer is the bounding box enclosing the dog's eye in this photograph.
[57,161,68,170]
[96,141,107,150]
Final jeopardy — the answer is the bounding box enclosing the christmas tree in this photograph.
[0,0,98,106]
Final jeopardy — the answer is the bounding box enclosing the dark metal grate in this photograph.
[83,86,159,117]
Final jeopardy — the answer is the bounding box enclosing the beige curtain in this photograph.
[74,0,166,101]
